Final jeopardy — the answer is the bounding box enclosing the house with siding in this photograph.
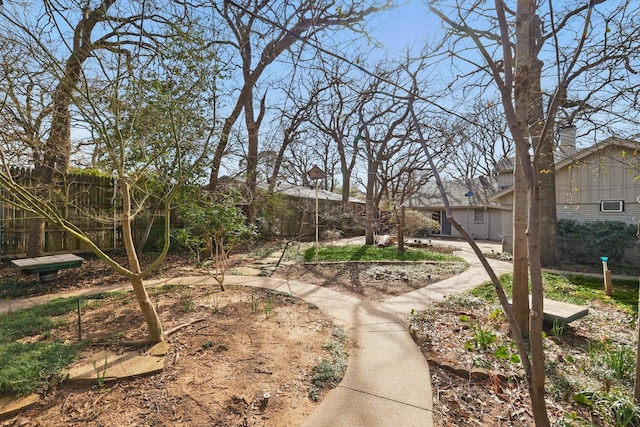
[490,131,640,253]
[404,128,640,252]
[402,176,506,241]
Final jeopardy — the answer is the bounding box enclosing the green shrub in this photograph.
[557,219,636,263]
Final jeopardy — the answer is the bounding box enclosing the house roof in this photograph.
[488,136,640,201]
[268,182,365,204]
[494,157,515,173]
[554,136,639,169]
[217,176,364,204]
[402,176,503,209]
[273,184,364,203]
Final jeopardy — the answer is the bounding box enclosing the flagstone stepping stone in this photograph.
[68,342,168,386]
[0,394,39,418]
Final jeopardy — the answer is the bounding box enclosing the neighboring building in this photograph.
[403,176,506,241]
[260,182,365,238]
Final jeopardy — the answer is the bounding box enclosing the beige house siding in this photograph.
[556,145,640,225]
[491,140,640,254]
[403,176,504,241]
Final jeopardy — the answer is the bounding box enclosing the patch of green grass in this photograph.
[0,313,58,343]
[304,245,464,263]
[0,298,88,343]
[469,274,512,302]
[86,290,130,300]
[0,341,78,396]
[470,272,638,314]
[0,297,89,397]
[26,297,88,318]
[558,274,638,315]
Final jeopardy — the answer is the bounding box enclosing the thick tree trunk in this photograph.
[341,171,352,213]
[529,54,560,268]
[515,1,549,425]
[336,134,357,213]
[209,99,245,193]
[28,91,72,256]
[365,158,376,245]
[527,182,549,427]
[27,0,116,256]
[245,166,257,224]
[244,91,259,224]
[538,153,559,268]
[512,1,532,343]
[27,219,46,257]
[27,162,54,257]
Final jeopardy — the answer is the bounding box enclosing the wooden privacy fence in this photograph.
[1,168,161,257]
[1,170,368,257]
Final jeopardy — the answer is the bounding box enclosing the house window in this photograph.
[600,200,624,212]
[474,209,484,223]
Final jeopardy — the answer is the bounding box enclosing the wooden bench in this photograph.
[509,297,589,327]
[11,254,84,284]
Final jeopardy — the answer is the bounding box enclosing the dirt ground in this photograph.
[20,284,341,427]
[1,255,346,427]
[1,250,625,426]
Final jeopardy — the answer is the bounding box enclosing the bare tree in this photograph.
[0,40,53,169]
[1,8,218,343]
[356,66,414,244]
[429,0,640,423]
[445,99,514,180]
[378,145,433,208]
[206,0,391,222]
[302,61,363,209]
[0,0,180,256]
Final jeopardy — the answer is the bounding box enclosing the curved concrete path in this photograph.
[223,238,513,426]
[0,238,513,426]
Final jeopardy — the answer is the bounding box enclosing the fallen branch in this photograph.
[166,318,207,336]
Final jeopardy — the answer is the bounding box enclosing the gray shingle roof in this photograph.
[403,176,501,209]
[260,182,365,204]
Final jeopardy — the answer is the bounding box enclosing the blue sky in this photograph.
[367,1,435,56]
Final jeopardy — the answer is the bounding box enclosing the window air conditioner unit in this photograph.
[600,200,624,212]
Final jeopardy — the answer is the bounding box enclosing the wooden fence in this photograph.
[1,169,367,258]
[0,168,160,258]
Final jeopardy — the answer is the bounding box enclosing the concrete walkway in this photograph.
[0,239,521,425]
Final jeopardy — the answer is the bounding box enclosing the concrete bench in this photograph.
[541,298,589,326]
[509,297,589,327]
[11,254,84,284]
